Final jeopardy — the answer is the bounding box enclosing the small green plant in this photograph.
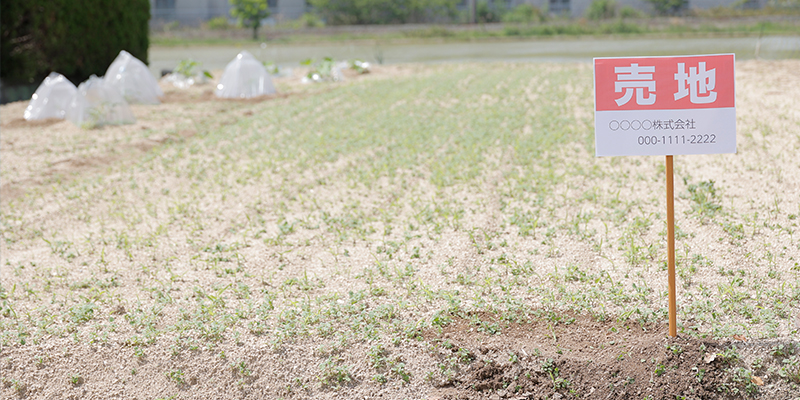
[231,359,252,376]
[262,61,280,75]
[367,343,388,369]
[541,358,569,390]
[391,361,411,383]
[69,374,83,386]
[666,343,684,355]
[69,302,97,324]
[174,59,213,79]
[166,369,185,384]
[684,179,722,222]
[350,60,371,74]
[318,356,352,387]
[771,343,797,358]
[693,366,706,382]
[301,57,342,82]
[778,356,800,383]
[728,367,760,395]
[718,346,741,364]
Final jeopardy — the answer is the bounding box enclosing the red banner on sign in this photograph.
[594,54,735,112]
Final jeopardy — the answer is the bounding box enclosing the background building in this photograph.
[150,0,766,26]
[505,0,765,19]
[150,0,307,26]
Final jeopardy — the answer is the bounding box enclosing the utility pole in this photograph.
[469,0,477,24]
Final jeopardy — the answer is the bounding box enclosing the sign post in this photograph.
[593,54,736,337]
[666,155,676,337]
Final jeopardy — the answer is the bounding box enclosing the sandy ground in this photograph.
[1,61,799,399]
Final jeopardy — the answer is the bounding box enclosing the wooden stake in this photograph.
[666,155,677,337]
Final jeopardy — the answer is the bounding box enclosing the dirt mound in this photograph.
[427,314,789,399]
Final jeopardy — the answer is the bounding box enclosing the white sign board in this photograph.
[594,54,736,157]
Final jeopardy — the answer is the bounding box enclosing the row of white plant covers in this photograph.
[24,51,276,128]
[216,51,276,98]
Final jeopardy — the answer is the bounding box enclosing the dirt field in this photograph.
[1,61,799,399]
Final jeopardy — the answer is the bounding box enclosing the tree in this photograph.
[229,0,270,40]
[1,0,150,87]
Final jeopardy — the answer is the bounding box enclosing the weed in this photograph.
[68,302,97,324]
[166,369,185,384]
[727,367,760,395]
[683,179,722,223]
[367,343,388,369]
[778,356,800,383]
[771,343,797,358]
[318,356,352,388]
[69,373,83,386]
[231,359,252,377]
[666,343,683,355]
[718,346,741,364]
[391,361,411,383]
[372,373,388,384]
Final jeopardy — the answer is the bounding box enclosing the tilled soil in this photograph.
[2,61,800,400]
[427,314,765,400]
[4,313,793,399]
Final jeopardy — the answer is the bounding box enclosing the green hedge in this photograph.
[1,0,150,86]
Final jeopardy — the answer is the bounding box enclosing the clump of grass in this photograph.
[318,356,353,388]
[166,369,185,384]
[683,179,722,223]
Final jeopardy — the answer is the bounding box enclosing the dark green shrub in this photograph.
[206,16,231,30]
[1,0,150,86]
[297,12,326,28]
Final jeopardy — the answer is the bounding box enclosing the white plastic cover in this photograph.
[24,72,77,120]
[215,51,276,98]
[66,75,136,129]
[104,50,163,104]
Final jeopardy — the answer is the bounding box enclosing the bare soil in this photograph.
[429,315,777,400]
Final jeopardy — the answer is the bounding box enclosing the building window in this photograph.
[154,0,176,19]
[155,0,175,9]
[549,0,570,14]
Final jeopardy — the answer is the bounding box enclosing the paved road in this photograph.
[149,35,800,74]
